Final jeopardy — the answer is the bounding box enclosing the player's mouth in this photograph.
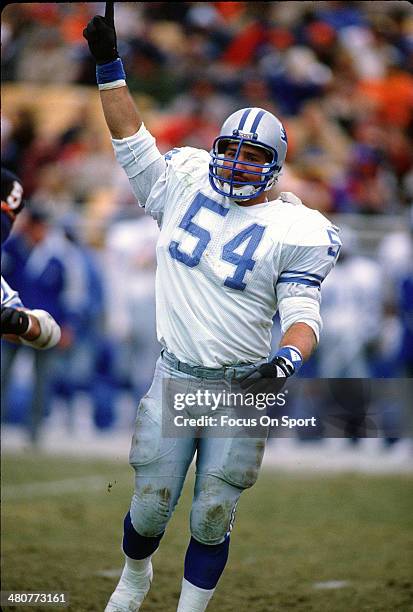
[220,168,250,182]
[233,173,249,182]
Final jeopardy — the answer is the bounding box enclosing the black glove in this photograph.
[83,2,118,65]
[238,355,295,395]
[1,306,30,336]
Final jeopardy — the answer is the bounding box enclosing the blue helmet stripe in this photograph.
[238,108,252,131]
[250,109,266,134]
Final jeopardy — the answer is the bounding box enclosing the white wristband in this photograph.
[98,79,127,90]
[20,309,61,350]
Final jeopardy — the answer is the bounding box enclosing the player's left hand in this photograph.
[1,306,30,336]
[238,347,302,394]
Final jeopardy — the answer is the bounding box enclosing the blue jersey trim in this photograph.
[279,270,324,281]
[277,277,321,288]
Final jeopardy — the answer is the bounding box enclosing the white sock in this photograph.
[176,578,215,612]
[125,555,152,573]
[104,554,153,612]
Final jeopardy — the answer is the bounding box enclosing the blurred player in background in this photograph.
[84,4,341,611]
[318,226,383,378]
[1,203,89,444]
[1,168,61,442]
[398,209,413,377]
[105,214,160,404]
[0,167,94,445]
[1,167,61,350]
[1,275,60,350]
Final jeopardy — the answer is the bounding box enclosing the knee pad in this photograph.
[219,438,266,489]
[190,476,240,545]
[123,511,163,559]
[130,488,172,538]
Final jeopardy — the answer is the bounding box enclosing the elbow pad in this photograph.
[278,296,322,344]
[21,310,61,350]
[111,123,162,178]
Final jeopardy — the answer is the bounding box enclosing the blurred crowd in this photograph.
[2,1,413,214]
[1,2,412,442]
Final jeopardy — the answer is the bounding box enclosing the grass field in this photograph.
[1,453,413,612]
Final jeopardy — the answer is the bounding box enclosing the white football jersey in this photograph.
[113,131,341,367]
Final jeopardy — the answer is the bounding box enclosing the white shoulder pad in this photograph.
[284,206,340,247]
[164,146,210,180]
[144,146,209,227]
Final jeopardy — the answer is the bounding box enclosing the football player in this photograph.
[1,167,61,349]
[84,4,341,611]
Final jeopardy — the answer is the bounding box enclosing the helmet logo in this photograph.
[232,129,258,140]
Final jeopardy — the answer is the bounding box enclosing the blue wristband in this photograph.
[275,346,303,373]
[96,58,126,85]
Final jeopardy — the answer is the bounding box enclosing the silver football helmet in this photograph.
[209,107,288,201]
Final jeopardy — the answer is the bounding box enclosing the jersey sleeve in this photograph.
[276,209,342,342]
[111,123,166,217]
[1,276,24,308]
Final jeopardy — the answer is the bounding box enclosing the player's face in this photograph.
[221,143,269,183]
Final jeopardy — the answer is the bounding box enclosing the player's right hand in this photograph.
[83,2,118,65]
[1,306,30,336]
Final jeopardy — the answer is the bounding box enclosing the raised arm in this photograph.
[83,2,166,208]
[83,2,141,138]
[99,88,141,139]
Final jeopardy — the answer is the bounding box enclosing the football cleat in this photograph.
[104,561,153,612]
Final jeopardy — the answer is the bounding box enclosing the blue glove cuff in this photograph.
[275,345,303,373]
[96,58,125,85]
